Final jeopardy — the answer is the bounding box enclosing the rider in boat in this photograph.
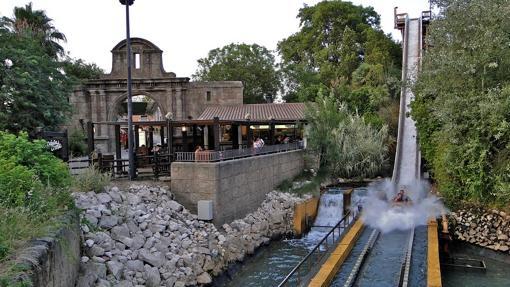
[393,189,410,204]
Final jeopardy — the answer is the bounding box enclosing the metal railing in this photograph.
[175,142,303,162]
[278,208,359,287]
[68,152,172,178]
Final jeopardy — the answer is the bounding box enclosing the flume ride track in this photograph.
[341,228,415,287]
[392,16,422,184]
[328,14,426,287]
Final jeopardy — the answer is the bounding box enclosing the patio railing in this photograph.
[175,142,303,162]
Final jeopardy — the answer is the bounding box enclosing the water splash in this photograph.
[359,179,446,233]
[303,193,344,244]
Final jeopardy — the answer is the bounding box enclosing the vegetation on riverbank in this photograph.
[305,91,389,179]
[0,132,73,284]
[412,0,510,207]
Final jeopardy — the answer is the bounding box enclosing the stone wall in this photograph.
[451,207,510,253]
[9,211,81,287]
[171,149,305,225]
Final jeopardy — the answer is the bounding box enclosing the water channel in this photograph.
[214,189,362,287]
[213,185,510,287]
[442,242,510,287]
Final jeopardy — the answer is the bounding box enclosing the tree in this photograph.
[277,0,401,102]
[62,57,103,82]
[1,2,66,58]
[193,43,281,104]
[306,91,388,178]
[412,0,510,205]
[0,30,73,133]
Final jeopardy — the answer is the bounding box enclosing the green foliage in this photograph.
[306,91,388,179]
[0,132,73,264]
[277,0,401,103]
[0,132,71,189]
[193,43,281,104]
[412,0,510,205]
[0,31,73,134]
[62,57,103,82]
[0,158,41,207]
[0,2,66,58]
[0,205,72,281]
[68,128,87,156]
[72,166,110,193]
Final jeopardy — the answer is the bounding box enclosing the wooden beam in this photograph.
[134,125,139,149]
[86,121,94,156]
[114,125,122,173]
[232,124,239,150]
[213,117,220,151]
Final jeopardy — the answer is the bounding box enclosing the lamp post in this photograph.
[119,0,135,179]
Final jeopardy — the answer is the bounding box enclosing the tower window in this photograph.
[206,91,211,101]
[134,53,141,69]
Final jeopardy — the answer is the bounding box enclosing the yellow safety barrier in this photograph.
[427,218,442,287]
[293,197,319,236]
[308,218,364,287]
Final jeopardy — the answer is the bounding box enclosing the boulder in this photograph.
[138,249,165,268]
[106,260,124,280]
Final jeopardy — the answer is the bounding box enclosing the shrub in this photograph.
[72,166,110,193]
[68,128,87,157]
[0,158,42,207]
[0,132,71,188]
[0,132,73,263]
[306,91,388,179]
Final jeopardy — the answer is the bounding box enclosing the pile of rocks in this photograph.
[451,207,510,253]
[74,185,305,287]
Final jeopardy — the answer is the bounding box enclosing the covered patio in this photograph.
[72,103,307,178]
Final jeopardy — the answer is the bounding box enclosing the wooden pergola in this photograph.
[87,117,305,159]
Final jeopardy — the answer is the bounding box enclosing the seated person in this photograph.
[393,189,410,203]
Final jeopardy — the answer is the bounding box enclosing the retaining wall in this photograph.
[171,149,305,225]
[9,211,81,287]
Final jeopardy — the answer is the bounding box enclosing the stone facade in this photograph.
[171,150,305,225]
[69,38,243,153]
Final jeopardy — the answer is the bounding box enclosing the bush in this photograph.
[306,91,388,179]
[0,132,71,188]
[0,158,42,207]
[72,166,110,193]
[68,128,87,157]
[0,132,73,263]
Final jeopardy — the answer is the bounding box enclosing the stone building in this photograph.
[69,38,243,153]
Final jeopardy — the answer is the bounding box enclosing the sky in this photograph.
[0,0,430,77]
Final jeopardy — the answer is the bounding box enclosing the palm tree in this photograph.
[0,2,66,58]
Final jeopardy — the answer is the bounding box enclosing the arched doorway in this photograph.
[114,94,166,158]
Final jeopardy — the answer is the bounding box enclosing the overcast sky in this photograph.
[0,0,430,77]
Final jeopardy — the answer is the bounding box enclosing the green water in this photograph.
[442,244,510,287]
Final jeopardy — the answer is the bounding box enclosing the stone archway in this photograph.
[68,37,243,154]
[110,92,166,122]
[110,92,167,155]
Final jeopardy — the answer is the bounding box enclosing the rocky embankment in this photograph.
[74,185,305,286]
[451,207,510,253]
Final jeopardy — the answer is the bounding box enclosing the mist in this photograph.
[358,179,446,233]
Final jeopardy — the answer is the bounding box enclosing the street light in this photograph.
[119,0,135,179]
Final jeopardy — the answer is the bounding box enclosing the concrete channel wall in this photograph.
[171,149,305,225]
[293,197,319,236]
